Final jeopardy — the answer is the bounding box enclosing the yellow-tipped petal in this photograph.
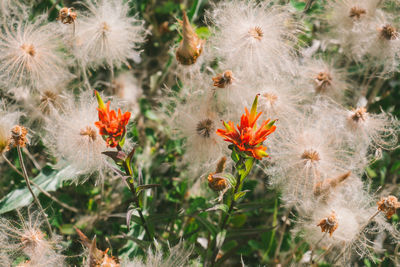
[265,119,277,130]
[250,95,259,117]
[94,90,105,109]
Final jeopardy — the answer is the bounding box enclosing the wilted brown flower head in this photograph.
[20,228,45,251]
[314,71,332,93]
[380,24,399,41]
[377,195,400,219]
[208,173,228,192]
[314,171,351,197]
[9,125,28,148]
[58,7,77,24]
[349,6,366,20]
[175,11,205,65]
[75,228,120,267]
[212,70,234,88]
[80,126,98,142]
[350,107,367,123]
[196,118,215,138]
[317,211,338,236]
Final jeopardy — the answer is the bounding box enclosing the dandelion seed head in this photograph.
[73,0,146,70]
[44,92,109,183]
[207,0,299,79]
[0,15,72,89]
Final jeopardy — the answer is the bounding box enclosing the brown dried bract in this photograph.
[176,12,205,65]
[75,227,120,267]
[208,173,228,192]
[380,24,399,41]
[212,70,234,88]
[215,156,227,173]
[317,211,338,236]
[58,7,77,25]
[301,149,321,163]
[314,171,351,197]
[349,6,366,20]
[377,195,400,219]
[350,107,367,123]
[314,72,332,93]
[20,44,35,57]
[248,26,263,41]
[196,118,215,138]
[9,125,28,148]
[80,126,98,142]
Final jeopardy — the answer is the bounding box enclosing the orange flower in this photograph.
[94,91,131,148]
[216,95,276,160]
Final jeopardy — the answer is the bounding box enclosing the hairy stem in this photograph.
[16,146,53,236]
[209,171,242,266]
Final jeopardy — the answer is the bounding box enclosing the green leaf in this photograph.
[124,147,136,176]
[230,214,247,228]
[0,165,76,214]
[234,191,248,201]
[136,184,160,194]
[231,148,240,163]
[238,157,255,182]
[102,151,127,165]
[290,0,306,11]
[216,230,227,249]
[206,204,229,214]
[195,215,218,237]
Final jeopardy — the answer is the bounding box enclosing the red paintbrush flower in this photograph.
[216,95,276,160]
[94,91,131,148]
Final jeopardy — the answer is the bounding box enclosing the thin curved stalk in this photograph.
[16,146,53,236]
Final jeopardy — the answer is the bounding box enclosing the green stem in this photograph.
[209,169,242,266]
[17,146,53,236]
[120,152,153,241]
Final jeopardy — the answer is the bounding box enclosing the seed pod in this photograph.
[207,173,228,192]
[317,211,338,237]
[175,12,204,65]
[377,195,400,219]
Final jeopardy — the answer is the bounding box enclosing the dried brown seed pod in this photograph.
[314,171,351,197]
[377,195,400,219]
[9,125,28,148]
[58,7,77,25]
[380,24,399,41]
[314,71,332,93]
[212,70,234,88]
[317,211,338,237]
[175,12,205,65]
[208,173,228,192]
[349,6,366,20]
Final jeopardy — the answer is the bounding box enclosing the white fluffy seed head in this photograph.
[299,58,349,102]
[166,92,226,177]
[361,12,400,73]
[44,91,108,183]
[324,0,381,60]
[0,208,65,265]
[109,71,142,114]
[206,0,300,80]
[266,109,364,205]
[73,0,146,70]
[0,15,72,90]
[122,241,195,267]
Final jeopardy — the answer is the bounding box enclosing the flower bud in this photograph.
[175,12,204,65]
